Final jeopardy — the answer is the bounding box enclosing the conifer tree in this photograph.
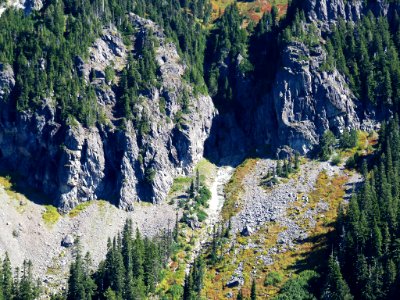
[322,255,353,300]
[237,290,244,300]
[251,278,257,300]
[2,254,13,300]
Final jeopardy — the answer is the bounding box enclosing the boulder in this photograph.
[61,235,75,248]
[241,225,254,237]
[226,276,244,288]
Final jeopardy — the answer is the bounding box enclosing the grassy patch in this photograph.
[340,130,378,158]
[196,159,217,185]
[0,176,12,190]
[42,205,61,225]
[169,177,192,195]
[69,201,94,218]
[221,158,258,222]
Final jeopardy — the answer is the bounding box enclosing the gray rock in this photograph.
[241,224,253,237]
[226,276,244,288]
[0,63,15,103]
[24,0,43,13]
[61,235,74,248]
[273,41,359,153]
[304,0,393,27]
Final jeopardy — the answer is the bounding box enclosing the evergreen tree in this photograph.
[2,254,13,300]
[237,290,244,300]
[322,255,353,300]
[251,278,257,300]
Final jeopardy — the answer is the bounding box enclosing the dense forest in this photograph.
[51,219,176,300]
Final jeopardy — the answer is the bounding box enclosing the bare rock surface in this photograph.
[273,41,359,153]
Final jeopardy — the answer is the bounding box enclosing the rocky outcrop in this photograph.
[0,15,215,212]
[0,63,14,102]
[0,0,43,16]
[272,41,359,153]
[304,0,363,25]
[304,0,400,27]
[268,0,400,153]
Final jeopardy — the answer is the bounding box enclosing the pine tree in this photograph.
[237,290,244,300]
[18,260,39,300]
[2,254,13,300]
[251,278,257,300]
[322,255,353,300]
[173,212,179,243]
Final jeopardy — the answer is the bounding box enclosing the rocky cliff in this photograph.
[304,0,400,26]
[271,41,359,153]
[0,14,215,212]
[268,0,400,153]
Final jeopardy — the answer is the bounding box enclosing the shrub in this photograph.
[340,129,358,149]
[264,271,283,286]
[42,205,61,225]
[345,154,358,169]
[331,154,341,166]
[197,209,208,222]
[197,186,211,206]
[145,167,156,183]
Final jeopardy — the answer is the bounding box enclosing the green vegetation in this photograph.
[340,129,358,149]
[326,14,400,111]
[42,205,61,225]
[0,3,100,127]
[206,3,251,108]
[0,0,211,128]
[319,130,336,161]
[183,256,205,300]
[68,201,94,218]
[0,175,12,190]
[273,270,319,300]
[323,118,400,299]
[264,271,284,287]
[61,219,175,299]
[0,254,40,300]
[222,158,257,222]
[180,169,212,226]
[169,176,193,195]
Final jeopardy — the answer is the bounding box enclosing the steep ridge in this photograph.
[0,13,215,212]
[206,0,395,159]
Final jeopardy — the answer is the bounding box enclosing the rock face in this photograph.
[304,0,364,24]
[0,0,43,16]
[0,15,215,212]
[304,0,400,26]
[242,0,400,155]
[272,41,359,153]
